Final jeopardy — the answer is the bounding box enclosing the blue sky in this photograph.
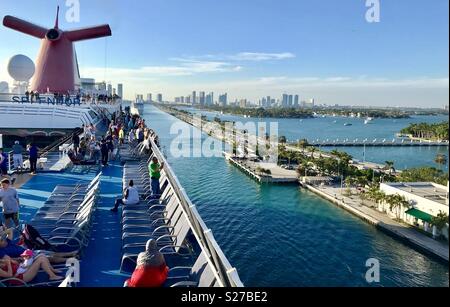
[0,0,448,107]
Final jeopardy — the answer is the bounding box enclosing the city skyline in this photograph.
[0,0,448,107]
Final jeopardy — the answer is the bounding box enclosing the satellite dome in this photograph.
[7,54,35,82]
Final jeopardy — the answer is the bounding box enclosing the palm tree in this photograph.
[309,146,316,159]
[384,161,395,175]
[298,139,309,152]
[435,154,447,166]
[279,135,287,144]
[386,194,409,220]
[431,211,449,239]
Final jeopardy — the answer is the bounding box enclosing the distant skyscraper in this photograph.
[192,91,197,104]
[157,93,163,103]
[205,92,214,105]
[219,93,228,106]
[199,91,205,105]
[117,84,123,98]
[310,98,315,107]
[294,95,299,108]
[288,95,293,107]
[147,93,152,102]
[266,96,271,108]
[282,94,288,107]
[107,84,113,96]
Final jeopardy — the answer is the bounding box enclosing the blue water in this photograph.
[176,106,449,170]
[145,105,449,287]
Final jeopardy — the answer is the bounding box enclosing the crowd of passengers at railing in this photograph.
[68,110,159,167]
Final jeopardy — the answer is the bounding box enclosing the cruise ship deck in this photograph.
[2,123,242,287]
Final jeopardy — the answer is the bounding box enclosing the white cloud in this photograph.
[172,52,296,63]
[228,52,296,61]
[83,59,242,79]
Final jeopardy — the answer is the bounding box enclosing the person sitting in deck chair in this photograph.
[124,239,169,288]
[110,180,140,212]
[67,149,96,166]
[0,253,63,284]
[0,227,78,265]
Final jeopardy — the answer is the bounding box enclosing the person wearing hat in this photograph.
[0,250,63,282]
[12,141,24,172]
[124,239,169,287]
[0,178,20,228]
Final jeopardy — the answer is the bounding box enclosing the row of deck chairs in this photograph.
[119,149,225,287]
[30,172,101,253]
[0,173,102,287]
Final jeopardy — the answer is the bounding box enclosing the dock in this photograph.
[224,152,299,184]
[307,138,449,147]
[301,183,449,263]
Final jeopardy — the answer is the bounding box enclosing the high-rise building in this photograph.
[199,91,205,105]
[219,93,228,106]
[107,84,113,96]
[205,92,214,105]
[310,98,315,107]
[157,93,163,103]
[186,96,191,104]
[239,99,247,108]
[147,93,152,102]
[266,96,271,108]
[294,95,299,108]
[288,95,293,107]
[192,91,197,104]
[117,84,123,99]
[282,94,288,107]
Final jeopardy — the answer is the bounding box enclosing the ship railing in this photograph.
[149,139,244,287]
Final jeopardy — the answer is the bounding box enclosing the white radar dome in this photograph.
[7,54,35,82]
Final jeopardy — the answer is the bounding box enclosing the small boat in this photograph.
[364,117,374,124]
[344,123,352,126]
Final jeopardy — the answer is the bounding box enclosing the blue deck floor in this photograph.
[16,162,127,287]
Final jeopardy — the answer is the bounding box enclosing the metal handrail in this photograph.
[149,139,244,287]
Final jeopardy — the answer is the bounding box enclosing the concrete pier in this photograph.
[301,183,449,263]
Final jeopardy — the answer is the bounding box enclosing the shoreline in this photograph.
[155,103,449,263]
[301,182,449,263]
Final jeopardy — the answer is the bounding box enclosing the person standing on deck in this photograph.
[12,141,24,172]
[119,127,125,145]
[149,157,164,198]
[72,131,80,155]
[0,179,20,228]
[28,144,38,175]
[100,139,109,167]
[0,149,9,180]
